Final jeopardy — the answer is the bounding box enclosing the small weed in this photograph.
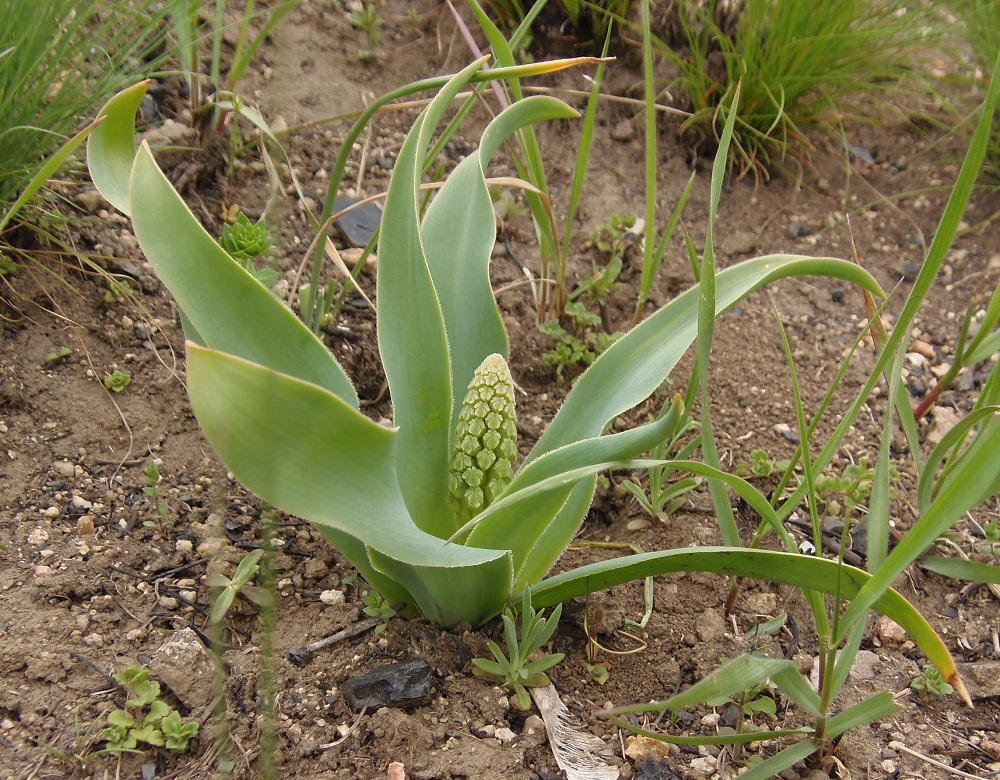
[218,209,279,287]
[736,448,776,479]
[706,661,777,735]
[104,278,134,305]
[472,591,564,709]
[910,666,955,699]
[142,462,170,531]
[541,301,620,380]
[207,548,274,625]
[44,347,72,364]
[619,395,700,522]
[103,370,131,393]
[101,664,198,754]
[981,519,1000,556]
[814,458,898,519]
[590,213,637,262]
[351,2,382,63]
[361,591,397,634]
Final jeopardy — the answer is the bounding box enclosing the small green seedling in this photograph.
[103,369,131,393]
[142,461,169,530]
[706,662,777,735]
[736,450,775,478]
[619,399,701,521]
[361,591,397,634]
[591,213,637,262]
[218,209,278,288]
[45,347,72,364]
[910,666,955,699]
[472,591,564,709]
[540,301,620,380]
[350,2,382,62]
[814,458,898,518]
[980,519,1000,556]
[101,664,198,753]
[207,548,274,625]
[104,278,133,304]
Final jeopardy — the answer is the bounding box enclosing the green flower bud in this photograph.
[448,354,517,524]
[219,211,272,262]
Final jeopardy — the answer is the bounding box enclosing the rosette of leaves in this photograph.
[218,210,278,287]
[85,68,981,696]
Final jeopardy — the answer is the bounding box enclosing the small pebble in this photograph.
[77,516,95,535]
[319,589,345,606]
[495,727,516,743]
[877,615,906,645]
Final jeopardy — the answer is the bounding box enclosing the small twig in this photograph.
[889,741,990,780]
[287,617,381,666]
[316,706,368,751]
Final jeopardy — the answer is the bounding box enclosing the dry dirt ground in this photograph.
[2,2,1000,779]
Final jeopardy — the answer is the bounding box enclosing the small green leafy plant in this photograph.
[104,278,134,305]
[142,462,170,531]
[44,347,72,364]
[103,370,131,393]
[910,666,955,699]
[102,665,198,753]
[540,301,620,380]
[361,591,397,634]
[619,395,701,521]
[350,2,383,63]
[738,449,775,479]
[207,548,274,625]
[218,209,278,287]
[472,592,564,709]
[813,458,898,519]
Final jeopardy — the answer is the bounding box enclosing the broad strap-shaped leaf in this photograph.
[87,80,149,216]
[529,256,886,464]
[186,345,511,625]
[128,144,358,407]
[423,95,577,423]
[377,61,490,538]
[528,546,963,698]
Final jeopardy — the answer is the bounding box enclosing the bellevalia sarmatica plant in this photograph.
[87,65,968,693]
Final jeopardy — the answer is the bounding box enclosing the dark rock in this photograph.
[331,195,382,248]
[788,220,811,238]
[635,757,681,779]
[377,157,394,171]
[341,658,433,712]
[287,647,310,668]
[906,234,922,248]
[901,261,922,281]
[720,703,740,728]
[907,377,927,396]
[829,286,845,304]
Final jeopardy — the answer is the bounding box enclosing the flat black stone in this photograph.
[635,757,681,779]
[341,658,433,712]
[331,195,382,248]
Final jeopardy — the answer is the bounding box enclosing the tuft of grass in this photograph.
[0,0,167,210]
[652,0,940,176]
[950,0,1000,182]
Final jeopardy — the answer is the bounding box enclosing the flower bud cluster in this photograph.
[448,354,518,523]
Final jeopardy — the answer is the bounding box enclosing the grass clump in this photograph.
[950,0,1000,182]
[0,0,166,211]
[654,0,939,175]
